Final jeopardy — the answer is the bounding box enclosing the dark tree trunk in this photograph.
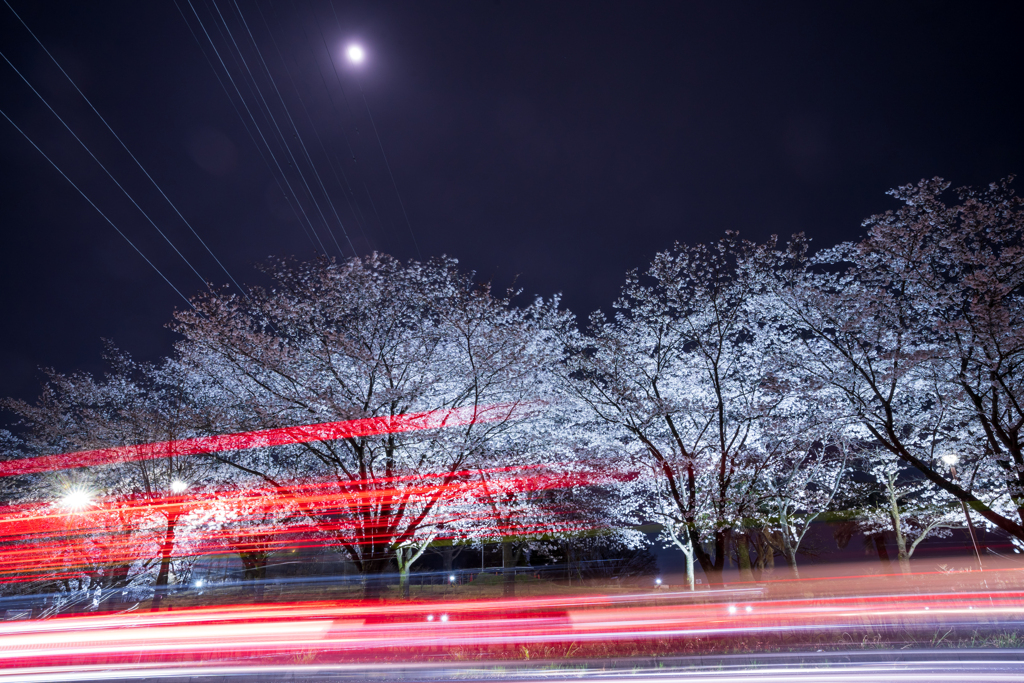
[442,544,454,573]
[151,514,179,610]
[691,527,727,586]
[502,539,515,598]
[239,551,270,601]
[735,530,754,582]
[361,554,394,600]
[872,533,892,570]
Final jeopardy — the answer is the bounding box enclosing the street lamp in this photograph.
[60,487,93,511]
[170,479,188,494]
[941,453,984,571]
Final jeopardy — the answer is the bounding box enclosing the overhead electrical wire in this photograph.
[329,0,422,260]
[178,0,422,261]
[0,48,212,292]
[251,0,359,257]
[172,0,318,253]
[183,0,328,256]
[3,0,250,301]
[0,107,195,310]
[210,0,343,258]
[282,0,376,250]
[302,0,392,253]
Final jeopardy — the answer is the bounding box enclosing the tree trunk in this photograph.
[778,502,800,579]
[396,547,411,599]
[872,533,892,570]
[239,551,269,601]
[735,530,754,582]
[502,539,515,598]
[690,526,726,586]
[888,490,912,574]
[151,513,179,610]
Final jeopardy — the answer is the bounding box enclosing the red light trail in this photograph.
[0,465,614,582]
[0,403,525,477]
[0,587,1020,675]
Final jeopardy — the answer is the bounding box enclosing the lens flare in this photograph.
[59,487,92,511]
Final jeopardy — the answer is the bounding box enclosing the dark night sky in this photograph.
[0,1,1021,406]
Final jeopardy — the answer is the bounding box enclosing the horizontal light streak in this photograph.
[0,403,524,478]
[0,590,1019,669]
[0,465,608,581]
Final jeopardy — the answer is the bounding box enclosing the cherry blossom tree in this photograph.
[563,235,800,584]
[1,350,209,604]
[771,177,1024,546]
[172,254,570,598]
[858,449,963,573]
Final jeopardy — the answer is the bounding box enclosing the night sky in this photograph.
[1,1,1021,406]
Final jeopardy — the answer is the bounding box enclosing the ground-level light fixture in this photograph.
[60,487,93,511]
[449,574,456,583]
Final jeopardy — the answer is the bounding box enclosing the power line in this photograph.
[184,0,328,256]
[0,107,195,310]
[173,0,317,253]
[251,0,357,257]
[298,0,382,251]
[357,81,422,260]
[329,0,422,259]
[0,47,211,291]
[3,0,250,300]
[208,0,338,257]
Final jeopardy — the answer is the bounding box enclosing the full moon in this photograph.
[346,44,365,64]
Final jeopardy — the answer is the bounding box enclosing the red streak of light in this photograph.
[0,589,1020,670]
[0,404,523,478]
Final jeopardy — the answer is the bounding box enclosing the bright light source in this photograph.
[727,605,737,615]
[346,44,365,64]
[745,605,752,613]
[194,579,204,588]
[449,575,456,583]
[655,578,662,585]
[941,453,960,466]
[60,488,93,511]
[440,614,449,622]
[170,479,188,493]
[426,614,434,621]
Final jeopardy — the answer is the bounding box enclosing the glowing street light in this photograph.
[346,44,365,64]
[449,574,456,583]
[654,578,662,586]
[60,488,93,511]
[170,479,188,494]
[940,453,959,467]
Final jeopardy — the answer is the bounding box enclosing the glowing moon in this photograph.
[346,44,365,64]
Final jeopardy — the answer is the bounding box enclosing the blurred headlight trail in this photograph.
[0,586,1022,679]
[0,403,528,478]
[1,654,1024,682]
